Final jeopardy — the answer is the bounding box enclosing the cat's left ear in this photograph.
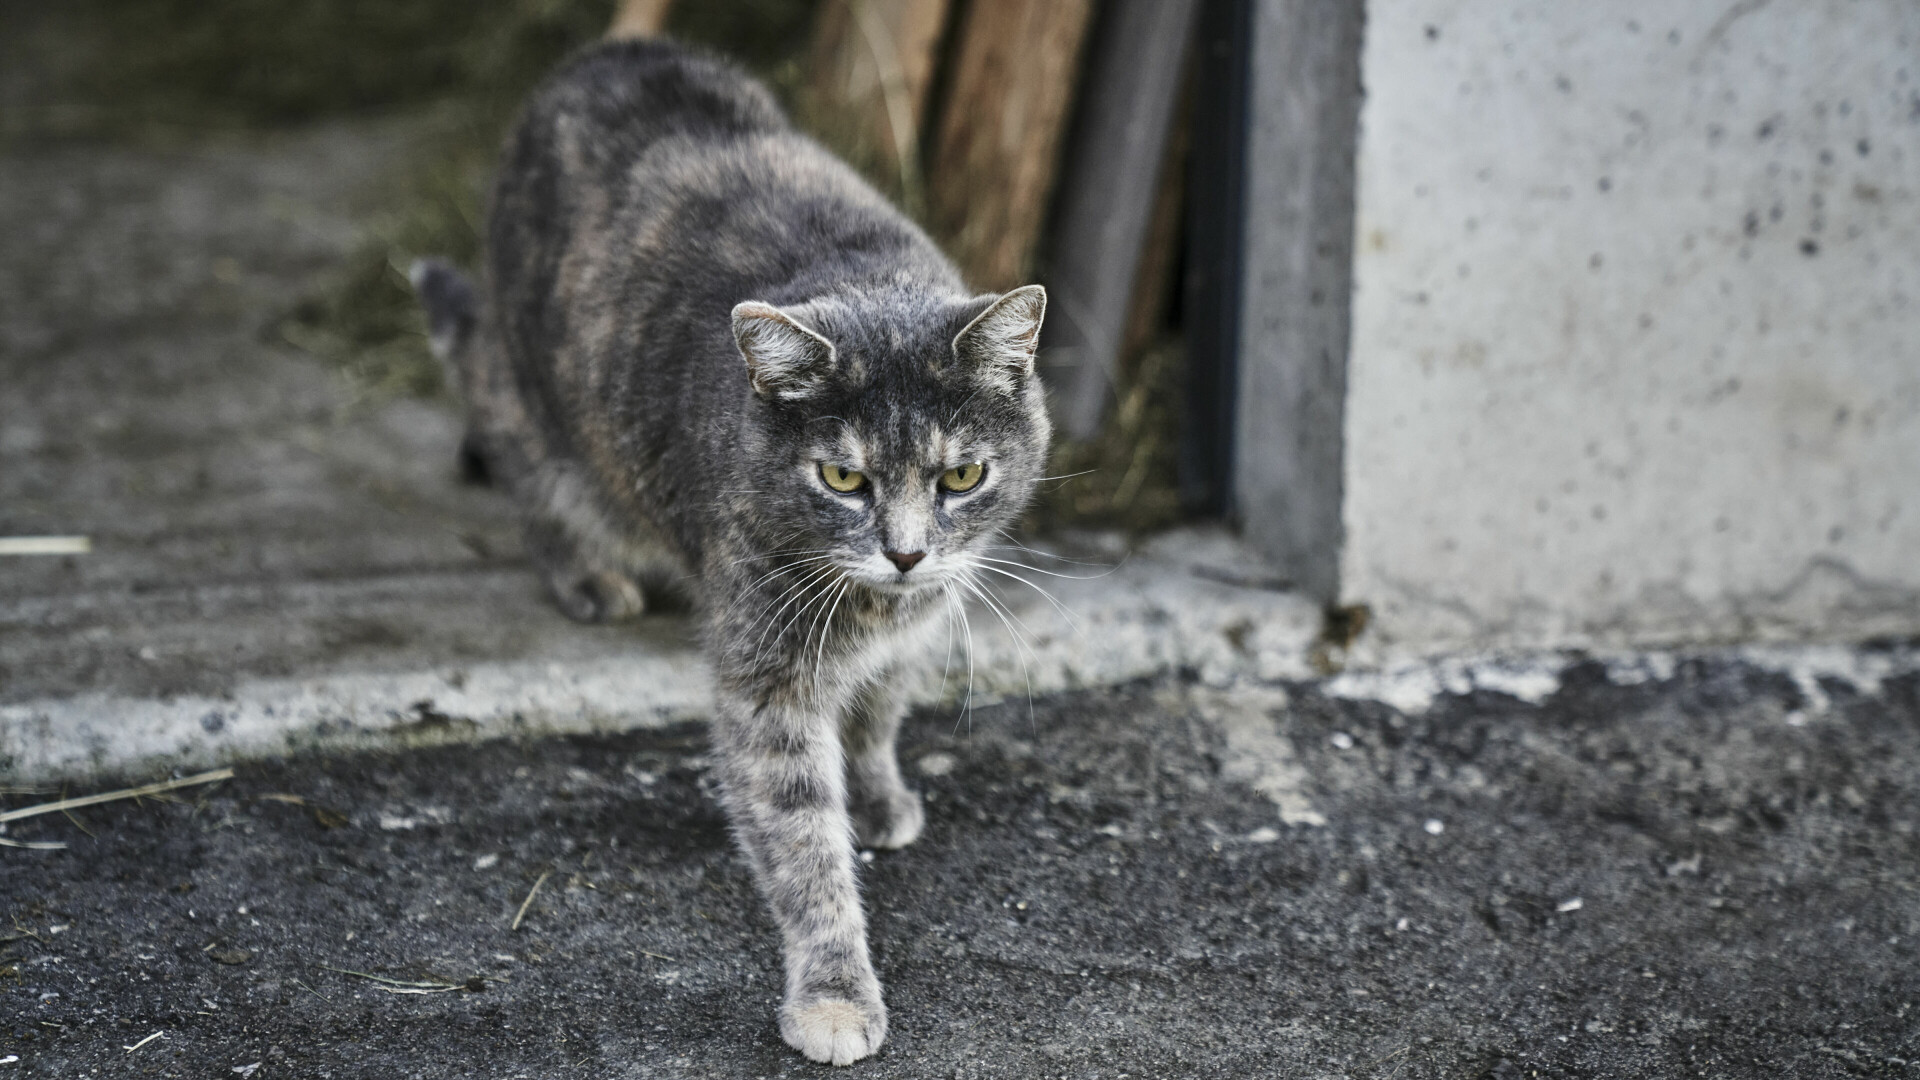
[733,301,837,400]
[953,285,1046,391]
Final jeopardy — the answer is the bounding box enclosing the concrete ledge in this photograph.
[11,516,1915,785]
[0,528,1325,782]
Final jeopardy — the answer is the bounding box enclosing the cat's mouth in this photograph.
[842,553,950,594]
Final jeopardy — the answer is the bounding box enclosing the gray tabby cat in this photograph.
[411,39,1050,1065]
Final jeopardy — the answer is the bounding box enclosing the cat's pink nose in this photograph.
[884,550,926,573]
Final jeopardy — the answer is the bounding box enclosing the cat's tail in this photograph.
[409,258,492,484]
[409,257,478,376]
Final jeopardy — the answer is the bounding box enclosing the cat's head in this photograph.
[731,285,1052,594]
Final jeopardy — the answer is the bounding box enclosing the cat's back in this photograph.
[511,39,788,180]
[488,39,945,381]
[489,39,785,309]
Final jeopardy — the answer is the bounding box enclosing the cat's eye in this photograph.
[820,463,867,493]
[939,462,985,493]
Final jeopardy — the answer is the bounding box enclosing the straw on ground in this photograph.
[0,536,91,556]
[0,769,235,825]
[511,870,551,931]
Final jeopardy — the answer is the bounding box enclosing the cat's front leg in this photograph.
[842,675,924,850]
[712,687,887,1066]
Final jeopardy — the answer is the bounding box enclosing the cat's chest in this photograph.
[840,593,947,673]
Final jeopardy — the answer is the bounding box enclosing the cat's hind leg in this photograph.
[411,260,658,623]
[521,463,684,623]
[521,510,648,624]
[841,674,924,850]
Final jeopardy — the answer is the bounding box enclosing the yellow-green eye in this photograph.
[939,462,985,493]
[820,463,866,493]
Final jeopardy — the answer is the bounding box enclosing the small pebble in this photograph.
[473,853,500,871]
[1330,732,1355,750]
[1424,818,1445,835]
[1245,826,1281,843]
[1557,897,1584,913]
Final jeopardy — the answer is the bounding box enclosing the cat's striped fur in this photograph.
[413,39,1050,1065]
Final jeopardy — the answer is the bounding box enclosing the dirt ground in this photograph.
[5,658,1917,1078]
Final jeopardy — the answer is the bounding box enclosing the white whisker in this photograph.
[937,581,958,702]
[722,544,834,568]
[963,559,1084,635]
[764,571,840,679]
[944,581,976,736]
[988,529,1121,568]
[811,577,853,690]
[971,553,1117,581]
[955,572,1037,731]
[722,554,841,619]
[748,562,841,670]
[1002,468,1097,486]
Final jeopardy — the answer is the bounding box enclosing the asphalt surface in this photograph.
[5,657,1917,1078]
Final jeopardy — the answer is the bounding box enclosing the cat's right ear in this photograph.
[952,285,1046,393]
[732,301,836,400]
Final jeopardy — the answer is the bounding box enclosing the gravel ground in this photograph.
[5,657,1917,1078]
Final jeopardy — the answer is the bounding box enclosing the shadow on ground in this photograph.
[5,659,1917,1078]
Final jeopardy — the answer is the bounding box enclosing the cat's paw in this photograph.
[780,992,887,1066]
[852,787,924,850]
[547,569,646,623]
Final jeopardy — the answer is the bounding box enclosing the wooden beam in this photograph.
[607,0,675,40]
[925,0,1097,291]
[801,0,952,208]
[1038,0,1200,440]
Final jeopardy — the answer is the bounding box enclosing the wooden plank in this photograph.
[925,0,1097,291]
[1038,0,1200,440]
[1120,94,1192,372]
[607,0,675,40]
[801,0,952,208]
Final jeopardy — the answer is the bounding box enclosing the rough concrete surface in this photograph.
[1343,0,1920,650]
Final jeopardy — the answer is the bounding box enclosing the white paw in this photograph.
[780,995,887,1066]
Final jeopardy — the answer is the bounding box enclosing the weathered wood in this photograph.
[1038,0,1200,440]
[1119,74,1194,370]
[801,0,952,208]
[925,0,1097,291]
[606,0,675,40]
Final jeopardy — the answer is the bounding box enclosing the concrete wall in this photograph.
[1340,0,1920,652]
